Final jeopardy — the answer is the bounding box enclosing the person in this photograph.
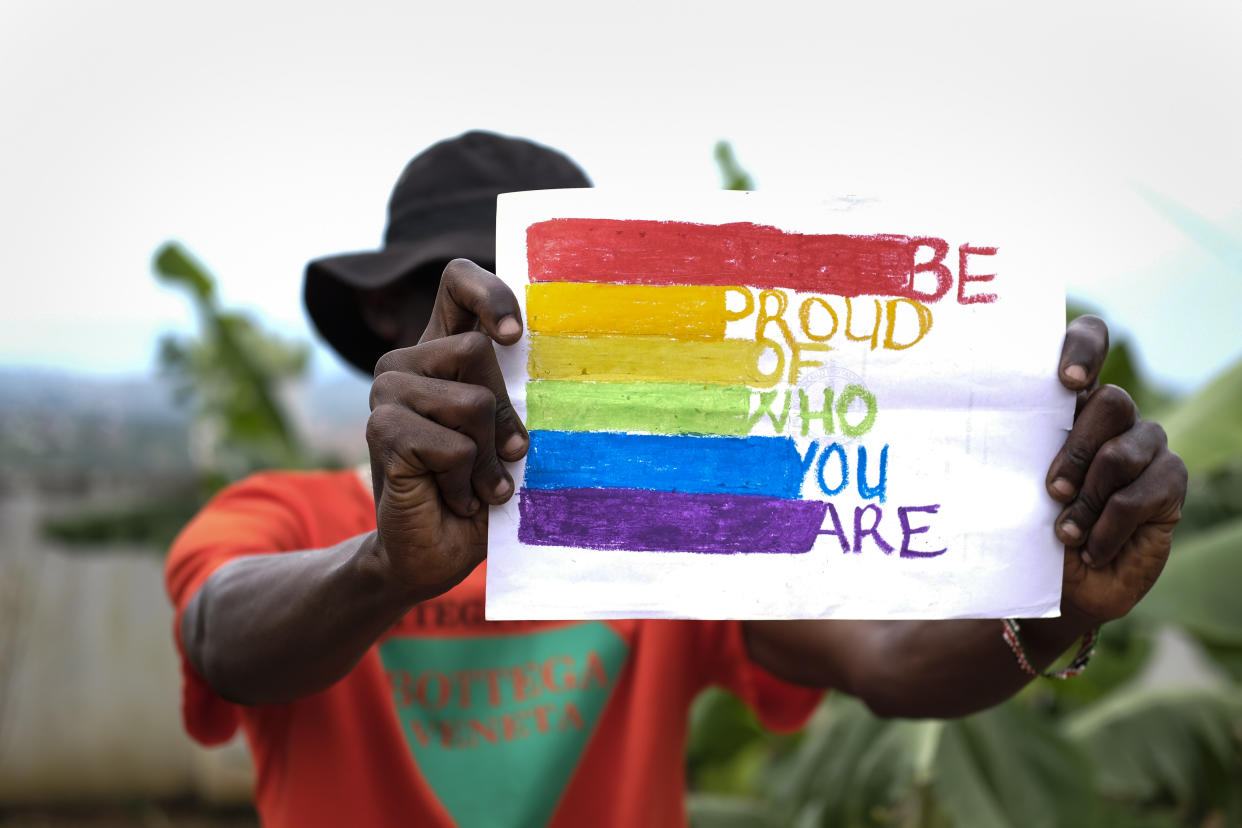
[165,131,1188,828]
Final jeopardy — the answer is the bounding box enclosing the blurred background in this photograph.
[1,1,1240,825]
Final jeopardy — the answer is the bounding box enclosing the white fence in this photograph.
[0,493,252,805]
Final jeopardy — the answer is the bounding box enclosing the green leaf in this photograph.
[687,688,772,795]
[1198,641,1242,683]
[153,241,215,300]
[765,696,917,825]
[932,702,1098,828]
[1162,357,1242,475]
[1134,517,1242,646]
[1087,803,1183,828]
[714,141,755,191]
[1062,685,1242,820]
[153,240,310,476]
[1177,460,1242,538]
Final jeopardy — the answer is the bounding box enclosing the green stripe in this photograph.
[526,381,753,436]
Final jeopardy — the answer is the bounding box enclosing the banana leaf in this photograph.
[1063,684,1242,822]
[1162,358,1242,476]
[1135,517,1242,647]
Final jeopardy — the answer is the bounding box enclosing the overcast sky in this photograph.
[2,0,1239,393]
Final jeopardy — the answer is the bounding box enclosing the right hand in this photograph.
[365,259,528,600]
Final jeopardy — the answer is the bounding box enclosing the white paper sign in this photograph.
[486,191,1075,620]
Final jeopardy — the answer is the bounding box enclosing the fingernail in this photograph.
[1051,477,1075,498]
[1080,550,1093,566]
[503,432,527,457]
[497,316,521,339]
[1060,520,1082,541]
[494,478,512,499]
[1064,365,1087,384]
[469,498,481,514]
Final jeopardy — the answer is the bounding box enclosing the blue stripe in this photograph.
[524,430,806,499]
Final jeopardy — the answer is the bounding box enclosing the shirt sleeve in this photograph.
[163,472,322,746]
[699,620,825,733]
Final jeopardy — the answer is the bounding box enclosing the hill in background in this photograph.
[0,369,370,496]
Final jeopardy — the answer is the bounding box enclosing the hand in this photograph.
[365,259,528,600]
[1045,316,1188,624]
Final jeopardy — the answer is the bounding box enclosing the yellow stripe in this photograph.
[526,283,748,340]
[528,334,783,388]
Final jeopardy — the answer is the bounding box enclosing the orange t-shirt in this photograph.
[165,470,823,828]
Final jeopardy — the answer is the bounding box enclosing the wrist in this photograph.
[351,531,424,611]
[1018,614,1091,655]
[1006,603,1101,678]
[1002,616,1100,680]
[1051,599,1101,638]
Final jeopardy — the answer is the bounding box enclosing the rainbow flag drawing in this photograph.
[515,217,938,556]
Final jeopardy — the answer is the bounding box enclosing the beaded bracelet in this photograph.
[1001,618,1099,679]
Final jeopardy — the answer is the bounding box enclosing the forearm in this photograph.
[181,531,416,705]
[744,611,1095,719]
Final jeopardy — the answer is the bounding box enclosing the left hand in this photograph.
[1046,316,1187,624]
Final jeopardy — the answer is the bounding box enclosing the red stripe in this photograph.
[527,219,952,301]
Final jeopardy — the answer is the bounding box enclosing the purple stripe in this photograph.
[518,487,829,555]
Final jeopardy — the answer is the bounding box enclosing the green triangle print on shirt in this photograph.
[379,622,628,828]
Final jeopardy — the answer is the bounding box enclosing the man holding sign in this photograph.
[166,132,1187,828]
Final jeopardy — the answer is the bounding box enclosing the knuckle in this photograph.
[1136,419,1168,448]
[369,370,404,409]
[419,429,475,474]
[1170,452,1189,485]
[373,346,420,379]
[1163,451,1190,500]
[442,432,477,467]
[457,330,493,359]
[1097,438,1146,480]
[372,350,399,378]
[365,404,400,446]
[1095,440,1129,469]
[459,384,497,419]
[1095,384,1136,421]
[1107,487,1144,519]
[441,259,482,295]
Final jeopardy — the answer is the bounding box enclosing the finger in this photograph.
[1080,448,1186,568]
[1046,384,1136,504]
[367,403,479,517]
[371,371,515,505]
[374,332,528,461]
[420,259,523,346]
[1059,315,1109,393]
[1054,419,1166,551]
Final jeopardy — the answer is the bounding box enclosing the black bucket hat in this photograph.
[304,130,591,373]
